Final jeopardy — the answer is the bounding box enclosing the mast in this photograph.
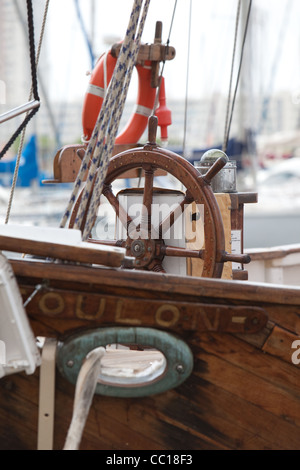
[90,0,96,58]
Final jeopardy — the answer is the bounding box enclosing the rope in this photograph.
[60,0,151,240]
[0,0,41,161]
[5,0,50,224]
[222,0,252,153]
[63,347,105,450]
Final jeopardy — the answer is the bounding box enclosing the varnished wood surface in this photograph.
[1,328,300,450]
[0,258,300,450]
[11,258,300,307]
[0,236,126,268]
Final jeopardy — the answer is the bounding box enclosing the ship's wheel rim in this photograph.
[70,146,225,278]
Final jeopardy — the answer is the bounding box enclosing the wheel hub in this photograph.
[125,235,162,269]
[131,240,145,258]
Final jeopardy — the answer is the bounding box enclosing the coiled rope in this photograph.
[60,0,151,241]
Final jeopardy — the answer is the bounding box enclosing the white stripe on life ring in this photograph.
[87,83,105,98]
[134,104,153,117]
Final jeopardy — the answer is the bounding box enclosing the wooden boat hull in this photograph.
[1,257,300,450]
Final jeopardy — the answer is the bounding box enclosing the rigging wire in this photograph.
[222,0,252,154]
[5,0,50,224]
[222,0,241,153]
[137,0,177,189]
[182,0,192,159]
[204,0,237,145]
[152,0,178,114]
[74,0,95,69]
[12,0,61,148]
[0,0,41,162]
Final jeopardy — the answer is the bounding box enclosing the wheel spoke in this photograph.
[161,245,204,259]
[87,239,124,247]
[141,166,155,235]
[102,183,136,235]
[70,143,226,278]
[156,190,194,238]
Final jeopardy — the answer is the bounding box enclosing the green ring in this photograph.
[57,327,193,398]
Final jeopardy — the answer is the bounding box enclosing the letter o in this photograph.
[39,293,65,315]
[155,304,180,327]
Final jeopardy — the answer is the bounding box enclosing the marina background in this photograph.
[1,0,300,248]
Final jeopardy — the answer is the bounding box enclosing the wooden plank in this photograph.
[8,256,300,339]
[54,376,167,450]
[54,360,293,450]
[191,334,300,427]
[175,374,300,450]
[262,325,300,364]
[19,285,268,336]
[260,304,300,336]
[235,320,275,349]
[246,244,300,261]
[111,42,176,63]
[10,257,300,308]
[0,372,40,450]
[48,343,300,450]
[191,331,300,398]
[187,195,232,279]
[216,193,232,279]
[43,144,87,184]
[0,235,125,268]
[232,269,248,280]
[1,334,300,450]
[229,192,258,209]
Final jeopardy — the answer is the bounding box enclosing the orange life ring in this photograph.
[82,50,157,145]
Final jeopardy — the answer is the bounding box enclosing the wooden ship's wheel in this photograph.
[70,116,250,278]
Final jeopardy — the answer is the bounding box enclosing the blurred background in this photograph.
[1,0,300,248]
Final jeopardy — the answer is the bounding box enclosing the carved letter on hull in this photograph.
[22,286,268,335]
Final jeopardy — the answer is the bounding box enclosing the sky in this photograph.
[43,0,300,105]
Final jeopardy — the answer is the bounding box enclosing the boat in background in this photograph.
[1,124,300,450]
[244,157,300,248]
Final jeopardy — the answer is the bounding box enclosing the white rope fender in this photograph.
[60,0,151,240]
[63,347,106,451]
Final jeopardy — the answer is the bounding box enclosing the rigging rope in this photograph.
[0,0,41,161]
[63,347,105,450]
[5,0,50,224]
[60,0,151,240]
[222,0,252,154]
